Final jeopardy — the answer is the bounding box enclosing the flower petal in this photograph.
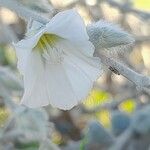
[62,58,97,101]
[21,51,49,108]
[13,21,47,75]
[44,40,102,110]
[45,64,78,110]
[57,40,101,68]
[13,45,31,75]
[45,9,94,56]
[13,28,45,49]
[62,43,102,102]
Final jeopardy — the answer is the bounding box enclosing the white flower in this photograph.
[14,9,102,110]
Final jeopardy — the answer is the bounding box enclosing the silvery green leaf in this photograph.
[0,67,22,108]
[111,110,131,136]
[0,26,11,44]
[84,120,114,150]
[16,0,53,13]
[0,67,23,92]
[87,120,114,144]
[87,20,135,53]
[0,23,17,44]
[39,139,60,150]
[3,107,50,144]
[61,141,80,150]
[131,106,150,135]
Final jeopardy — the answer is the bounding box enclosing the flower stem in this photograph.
[0,0,49,24]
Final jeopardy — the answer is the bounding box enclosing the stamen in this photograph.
[34,34,64,64]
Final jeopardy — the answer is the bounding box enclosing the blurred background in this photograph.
[0,0,150,150]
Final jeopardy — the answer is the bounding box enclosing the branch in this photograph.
[96,53,150,89]
[0,0,49,24]
[135,35,150,44]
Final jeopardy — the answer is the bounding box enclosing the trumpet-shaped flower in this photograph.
[14,9,102,110]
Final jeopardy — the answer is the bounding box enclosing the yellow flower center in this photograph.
[34,34,64,64]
